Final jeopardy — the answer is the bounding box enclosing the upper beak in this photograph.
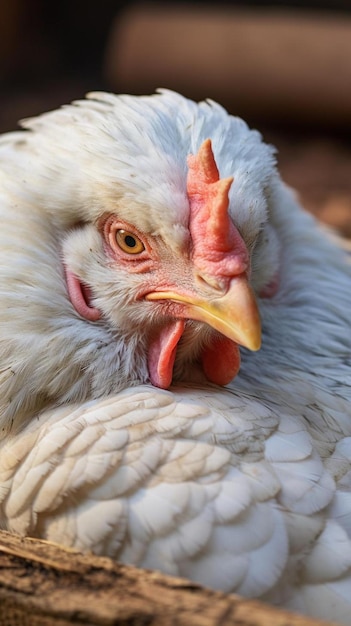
[145,275,261,351]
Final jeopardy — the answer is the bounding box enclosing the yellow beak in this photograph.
[146,276,261,351]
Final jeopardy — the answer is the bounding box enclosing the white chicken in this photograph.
[0,90,350,624]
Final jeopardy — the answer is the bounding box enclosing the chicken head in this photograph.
[64,139,261,389]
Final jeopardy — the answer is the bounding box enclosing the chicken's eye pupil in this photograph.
[125,235,136,248]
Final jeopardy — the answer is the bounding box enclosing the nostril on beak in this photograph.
[194,271,229,293]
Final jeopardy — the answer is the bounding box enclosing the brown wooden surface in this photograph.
[0,530,337,626]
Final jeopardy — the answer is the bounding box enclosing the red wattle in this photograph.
[147,318,241,389]
[202,336,241,385]
[148,320,185,388]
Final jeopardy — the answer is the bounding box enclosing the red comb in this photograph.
[187,139,248,279]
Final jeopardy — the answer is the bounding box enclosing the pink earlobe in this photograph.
[64,268,102,321]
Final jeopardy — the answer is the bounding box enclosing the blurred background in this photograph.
[1,0,351,236]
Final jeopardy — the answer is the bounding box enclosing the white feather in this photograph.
[0,91,350,624]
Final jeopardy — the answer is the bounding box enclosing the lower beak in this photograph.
[145,276,261,351]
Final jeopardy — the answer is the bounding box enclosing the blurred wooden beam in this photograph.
[105,4,351,128]
[0,530,336,626]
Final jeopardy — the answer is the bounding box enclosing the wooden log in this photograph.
[0,530,336,626]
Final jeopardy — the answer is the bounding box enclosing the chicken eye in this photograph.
[115,229,145,254]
